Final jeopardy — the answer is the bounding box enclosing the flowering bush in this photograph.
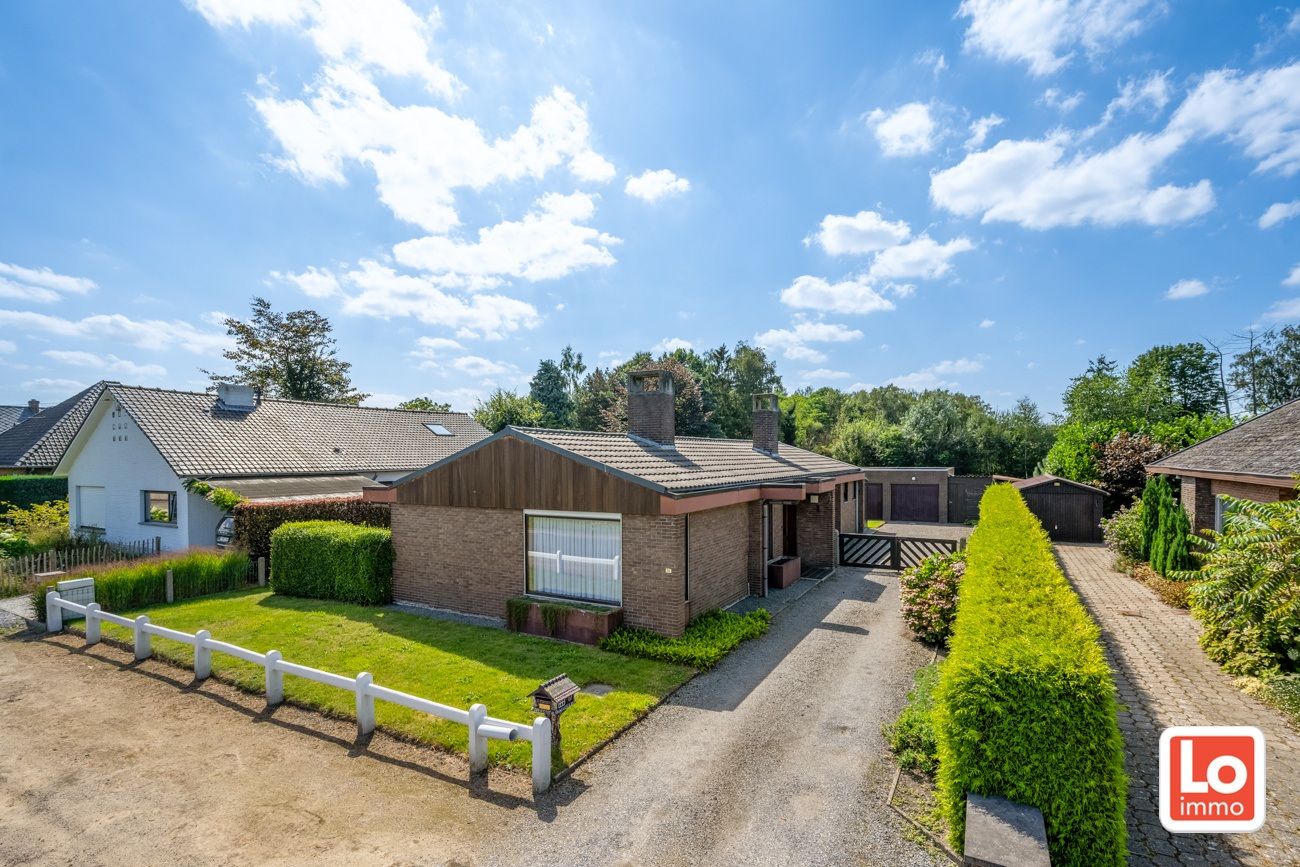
[899,549,967,645]
[1101,501,1144,569]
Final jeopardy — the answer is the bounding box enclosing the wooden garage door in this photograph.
[865,483,883,522]
[1021,491,1100,542]
[891,483,940,522]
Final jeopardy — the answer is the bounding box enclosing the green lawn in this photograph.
[867,520,885,529]
[91,588,692,771]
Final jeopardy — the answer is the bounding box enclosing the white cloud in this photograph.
[1285,264,1300,287]
[1260,200,1300,229]
[0,339,14,353]
[653,337,693,353]
[1099,70,1173,126]
[868,236,975,281]
[624,169,691,203]
[393,192,619,284]
[0,310,231,354]
[1041,88,1085,114]
[1164,278,1210,300]
[807,211,911,256]
[409,336,466,368]
[452,355,515,379]
[340,261,542,340]
[1262,296,1300,321]
[272,265,341,298]
[194,0,459,97]
[800,368,852,382]
[1168,62,1300,176]
[965,114,1005,150]
[779,276,896,316]
[754,321,863,364]
[889,357,984,390]
[42,350,167,379]
[21,377,88,396]
[932,131,1213,229]
[980,318,996,328]
[570,149,617,183]
[866,103,937,156]
[916,48,947,75]
[0,262,97,304]
[958,0,1163,76]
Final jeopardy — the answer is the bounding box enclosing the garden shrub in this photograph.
[0,474,67,511]
[1129,563,1193,609]
[1139,475,1166,560]
[1151,498,1194,577]
[1101,501,1144,570]
[898,550,967,644]
[233,497,390,561]
[883,661,941,775]
[0,499,71,556]
[270,520,393,605]
[32,548,250,621]
[1187,495,1300,678]
[599,608,770,669]
[934,484,1126,867]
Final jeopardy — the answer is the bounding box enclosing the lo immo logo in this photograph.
[1160,726,1266,833]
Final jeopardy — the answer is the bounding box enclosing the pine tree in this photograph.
[1139,475,1166,561]
[1154,495,1194,576]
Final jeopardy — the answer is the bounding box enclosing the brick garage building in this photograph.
[1147,397,1300,534]
[379,374,864,635]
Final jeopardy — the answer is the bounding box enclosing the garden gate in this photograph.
[838,533,957,569]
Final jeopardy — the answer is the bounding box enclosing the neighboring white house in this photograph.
[55,383,490,552]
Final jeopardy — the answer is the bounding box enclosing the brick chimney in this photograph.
[627,370,675,447]
[27,399,39,414]
[752,393,780,454]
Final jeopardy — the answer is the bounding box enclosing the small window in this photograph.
[143,491,177,525]
[425,423,453,436]
[843,484,849,502]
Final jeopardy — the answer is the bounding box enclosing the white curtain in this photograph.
[526,515,621,604]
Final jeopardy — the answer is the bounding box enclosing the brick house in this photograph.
[378,371,865,636]
[1147,397,1300,534]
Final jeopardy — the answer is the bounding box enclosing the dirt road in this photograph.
[0,568,935,866]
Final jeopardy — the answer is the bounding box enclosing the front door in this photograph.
[865,483,884,522]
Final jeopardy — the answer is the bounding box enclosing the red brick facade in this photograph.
[1178,476,1297,534]
[686,503,750,620]
[796,492,837,567]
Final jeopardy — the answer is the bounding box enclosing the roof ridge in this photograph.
[109,383,472,417]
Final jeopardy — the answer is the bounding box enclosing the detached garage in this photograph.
[1012,475,1104,542]
[862,467,954,524]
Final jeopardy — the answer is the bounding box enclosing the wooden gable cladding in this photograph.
[396,434,663,514]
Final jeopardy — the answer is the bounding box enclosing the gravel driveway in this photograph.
[1,567,936,866]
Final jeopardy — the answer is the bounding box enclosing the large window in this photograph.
[143,490,177,525]
[526,512,621,604]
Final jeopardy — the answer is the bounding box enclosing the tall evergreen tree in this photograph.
[529,359,573,428]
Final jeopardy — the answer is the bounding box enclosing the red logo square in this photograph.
[1160,726,1266,833]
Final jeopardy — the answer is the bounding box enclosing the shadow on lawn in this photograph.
[36,633,586,819]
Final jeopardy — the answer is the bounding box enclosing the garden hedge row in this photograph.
[270,520,393,605]
[0,475,68,511]
[32,549,250,622]
[934,484,1127,867]
[233,497,390,561]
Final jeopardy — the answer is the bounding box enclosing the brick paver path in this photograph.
[1057,544,1300,866]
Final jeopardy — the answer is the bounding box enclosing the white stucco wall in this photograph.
[66,396,191,552]
[187,489,229,548]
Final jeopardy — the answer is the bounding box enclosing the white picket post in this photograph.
[165,569,174,603]
[45,591,62,633]
[468,703,488,773]
[264,650,283,705]
[133,615,152,660]
[193,629,212,680]
[84,603,101,645]
[532,717,552,794]
[355,672,376,736]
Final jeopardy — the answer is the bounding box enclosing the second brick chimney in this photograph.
[752,393,780,454]
[627,370,676,447]
[27,399,39,415]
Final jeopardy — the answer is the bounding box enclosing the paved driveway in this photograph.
[0,567,936,866]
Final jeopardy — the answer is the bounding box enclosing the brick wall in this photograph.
[1181,478,1216,534]
[686,503,750,619]
[797,493,836,567]
[836,481,860,534]
[392,504,692,635]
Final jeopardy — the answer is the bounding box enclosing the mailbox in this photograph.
[530,674,579,744]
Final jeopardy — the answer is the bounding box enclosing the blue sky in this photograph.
[2,1,1298,416]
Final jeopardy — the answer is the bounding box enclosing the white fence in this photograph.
[45,591,553,793]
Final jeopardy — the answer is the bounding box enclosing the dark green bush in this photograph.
[883,661,941,775]
[0,475,68,511]
[934,484,1127,867]
[270,520,393,605]
[233,497,390,561]
[32,548,250,622]
[599,608,770,668]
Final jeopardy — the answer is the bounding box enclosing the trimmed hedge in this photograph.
[0,475,68,511]
[269,520,393,605]
[934,484,1127,867]
[233,497,390,561]
[32,549,250,622]
[599,608,770,668]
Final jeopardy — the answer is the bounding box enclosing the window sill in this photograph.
[140,521,178,528]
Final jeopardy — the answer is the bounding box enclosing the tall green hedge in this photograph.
[0,475,68,510]
[270,520,393,605]
[32,549,251,622]
[233,497,390,561]
[934,484,1127,866]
